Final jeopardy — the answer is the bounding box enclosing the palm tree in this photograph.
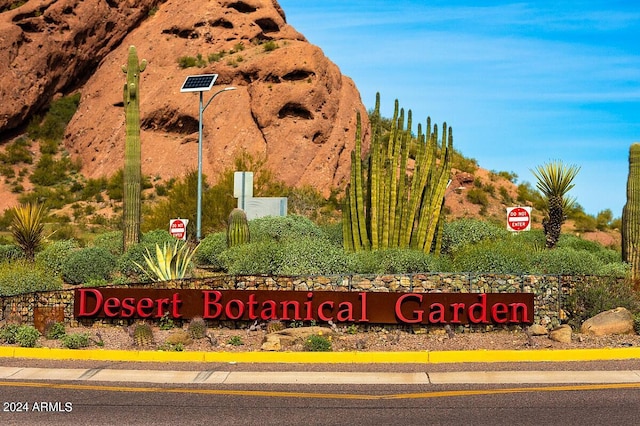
[531,161,580,249]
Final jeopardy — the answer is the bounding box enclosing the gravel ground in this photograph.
[7,323,640,353]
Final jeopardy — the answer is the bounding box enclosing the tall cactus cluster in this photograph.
[343,94,453,254]
[622,142,640,281]
[122,46,147,252]
[227,208,250,248]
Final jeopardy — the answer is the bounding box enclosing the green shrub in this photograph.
[348,249,442,274]
[4,137,33,164]
[0,244,23,261]
[249,215,324,243]
[276,236,349,275]
[441,219,509,255]
[451,239,530,274]
[62,247,116,285]
[26,93,80,142]
[178,55,197,68]
[61,333,91,349]
[35,239,79,276]
[0,260,64,296]
[465,188,489,207]
[529,247,601,275]
[93,231,124,256]
[262,40,278,52]
[219,241,280,275]
[635,313,640,335]
[303,334,332,352]
[44,321,66,340]
[194,232,227,269]
[15,325,40,347]
[565,277,640,329]
[227,335,243,346]
[595,262,630,278]
[0,324,20,343]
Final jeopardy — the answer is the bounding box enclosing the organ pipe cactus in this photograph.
[122,45,147,252]
[622,143,640,281]
[343,93,453,254]
[227,208,250,248]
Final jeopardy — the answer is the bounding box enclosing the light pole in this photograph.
[180,74,236,241]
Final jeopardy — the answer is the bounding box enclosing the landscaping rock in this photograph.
[528,324,548,336]
[549,325,572,343]
[580,307,634,336]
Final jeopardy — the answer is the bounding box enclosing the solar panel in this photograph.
[180,74,218,92]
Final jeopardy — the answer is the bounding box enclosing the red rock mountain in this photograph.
[0,0,369,197]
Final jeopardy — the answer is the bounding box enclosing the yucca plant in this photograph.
[134,241,199,281]
[11,202,46,261]
[531,161,580,249]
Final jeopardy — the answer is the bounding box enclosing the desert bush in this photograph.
[451,239,530,274]
[93,231,124,256]
[303,334,332,352]
[218,240,281,275]
[3,137,32,164]
[249,215,324,243]
[27,93,80,142]
[529,247,602,275]
[0,260,64,296]
[276,236,349,275]
[564,277,640,329]
[262,40,278,52]
[0,244,23,261]
[15,325,40,348]
[61,333,91,349]
[177,55,197,68]
[348,249,442,274]
[62,247,116,285]
[194,232,227,269]
[44,321,66,340]
[0,324,20,343]
[441,219,509,255]
[35,239,79,276]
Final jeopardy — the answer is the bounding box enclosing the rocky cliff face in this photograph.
[0,0,368,196]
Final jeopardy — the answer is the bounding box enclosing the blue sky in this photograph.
[278,0,640,216]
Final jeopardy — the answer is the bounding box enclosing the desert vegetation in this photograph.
[0,94,635,326]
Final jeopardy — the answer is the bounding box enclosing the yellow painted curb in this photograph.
[427,348,640,364]
[1,347,639,364]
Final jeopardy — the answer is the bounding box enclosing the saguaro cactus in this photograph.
[622,143,640,281]
[227,208,250,248]
[343,94,453,254]
[122,46,147,252]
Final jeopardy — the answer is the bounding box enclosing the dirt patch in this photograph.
[10,323,640,353]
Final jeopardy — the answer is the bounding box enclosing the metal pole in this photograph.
[195,87,236,242]
[196,91,204,241]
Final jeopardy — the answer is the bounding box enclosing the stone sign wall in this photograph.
[0,274,620,330]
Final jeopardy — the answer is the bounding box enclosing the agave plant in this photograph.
[531,161,580,249]
[11,202,46,261]
[134,241,199,282]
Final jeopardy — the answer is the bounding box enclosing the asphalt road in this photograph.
[1,359,640,425]
[2,380,640,425]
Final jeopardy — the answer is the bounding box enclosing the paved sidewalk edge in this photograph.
[1,346,640,363]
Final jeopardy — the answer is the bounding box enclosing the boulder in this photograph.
[528,324,548,336]
[580,307,634,336]
[165,330,193,346]
[260,334,281,351]
[549,324,572,343]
